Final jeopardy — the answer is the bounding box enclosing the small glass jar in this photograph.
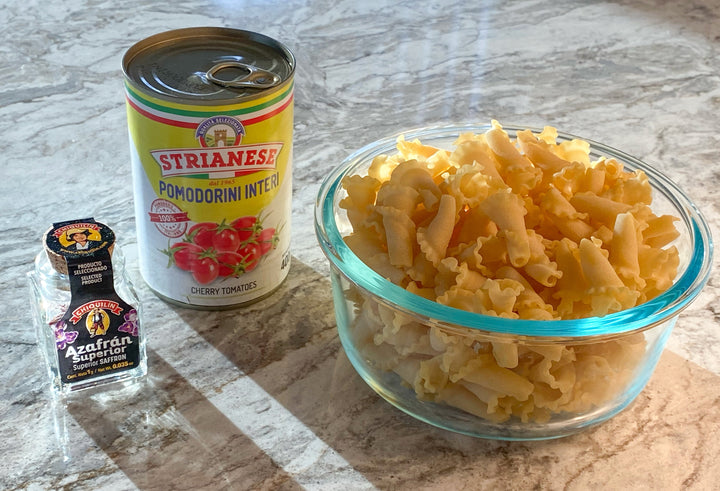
[27,218,147,397]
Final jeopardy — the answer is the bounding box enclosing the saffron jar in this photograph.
[27,218,147,396]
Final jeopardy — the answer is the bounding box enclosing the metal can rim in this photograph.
[122,27,296,106]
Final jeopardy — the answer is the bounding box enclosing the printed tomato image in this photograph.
[237,242,261,273]
[231,215,261,242]
[216,251,243,277]
[191,256,220,284]
[170,242,202,271]
[256,227,279,255]
[186,222,216,249]
[162,211,283,285]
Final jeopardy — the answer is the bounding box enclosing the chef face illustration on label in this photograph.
[49,221,112,256]
[64,228,101,251]
[86,308,109,337]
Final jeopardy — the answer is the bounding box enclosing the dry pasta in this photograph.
[339,120,680,423]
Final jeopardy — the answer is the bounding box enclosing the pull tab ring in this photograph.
[206,62,281,89]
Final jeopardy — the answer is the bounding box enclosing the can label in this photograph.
[125,81,293,307]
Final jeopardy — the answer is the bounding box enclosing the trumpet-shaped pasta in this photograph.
[339,175,381,229]
[492,341,519,369]
[578,238,624,289]
[377,206,416,268]
[541,186,594,242]
[516,129,571,177]
[417,194,457,266]
[367,154,396,182]
[610,212,645,289]
[390,161,441,210]
[451,135,505,182]
[604,169,652,206]
[480,190,531,267]
[416,355,449,395]
[643,214,681,248]
[436,383,509,423]
[523,230,562,287]
[495,266,557,320]
[485,122,542,194]
[451,361,535,401]
[570,191,632,228]
[556,138,591,165]
[339,121,682,424]
[444,164,501,209]
[376,182,420,216]
[454,207,498,246]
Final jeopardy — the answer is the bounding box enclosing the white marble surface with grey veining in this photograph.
[2,0,720,489]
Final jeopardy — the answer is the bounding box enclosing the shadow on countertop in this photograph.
[60,258,720,490]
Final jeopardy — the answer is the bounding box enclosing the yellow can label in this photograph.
[125,81,293,307]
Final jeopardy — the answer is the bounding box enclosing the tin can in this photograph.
[123,28,294,308]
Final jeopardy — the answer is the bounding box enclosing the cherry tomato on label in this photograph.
[217,251,243,277]
[172,242,202,271]
[237,242,261,273]
[256,227,278,255]
[231,216,259,242]
[212,226,241,252]
[191,257,219,284]
[187,222,217,249]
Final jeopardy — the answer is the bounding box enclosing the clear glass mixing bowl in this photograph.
[315,124,712,440]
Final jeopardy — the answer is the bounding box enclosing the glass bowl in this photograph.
[314,123,712,440]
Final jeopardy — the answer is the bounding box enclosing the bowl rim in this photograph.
[315,122,714,338]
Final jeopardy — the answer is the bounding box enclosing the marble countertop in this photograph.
[2,0,720,489]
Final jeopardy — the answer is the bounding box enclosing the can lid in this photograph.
[122,27,295,103]
[44,218,115,275]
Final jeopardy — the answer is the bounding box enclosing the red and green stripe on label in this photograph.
[125,81,294,129]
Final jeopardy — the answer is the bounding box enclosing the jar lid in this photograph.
[43,218,115,275]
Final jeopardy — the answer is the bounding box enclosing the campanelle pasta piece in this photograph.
[556,138,591,165]
[376,182,420,216]
[451,134,505,182]
[417,194,457,267]
[339,175,381,229]
[491,341,519,369]
[479,190,531,267]
[578,237,625,289]
[540,186,594,242]
[642,214,680,248]
[389,160,442,210]
[638,244,680,300]
[610,212,645,290]
[485,122,542,194]
[436,384,509,423]
[495,266,557,320]
[443,164,502,210]
[453,206,498,245]
[451,360,535,402]
[516,129,571,178]
[523,229,562,287]
[377,206,416,268]
[604,168,653,206]
[367,154,397,182]
[570,191,633,228]
[416,356,449,395]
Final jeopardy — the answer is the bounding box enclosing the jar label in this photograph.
[47,219,142,384]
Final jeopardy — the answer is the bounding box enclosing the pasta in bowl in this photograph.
[314,122,712,440]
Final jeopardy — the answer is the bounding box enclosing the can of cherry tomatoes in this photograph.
[123,28,294,308]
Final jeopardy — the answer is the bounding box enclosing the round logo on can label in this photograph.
[148,199,189,238]
[195,116,246,148]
